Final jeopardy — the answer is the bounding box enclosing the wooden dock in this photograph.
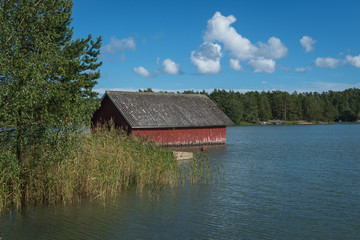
[172,151,193,160]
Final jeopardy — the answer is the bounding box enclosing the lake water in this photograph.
[1,124,360,239]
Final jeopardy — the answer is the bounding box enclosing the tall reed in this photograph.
[0,125,209,213]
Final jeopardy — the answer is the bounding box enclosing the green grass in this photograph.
[0,126,209,213]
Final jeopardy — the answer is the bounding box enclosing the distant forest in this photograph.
[140,88,360,124]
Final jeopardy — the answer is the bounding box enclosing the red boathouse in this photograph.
[91,91,233,145]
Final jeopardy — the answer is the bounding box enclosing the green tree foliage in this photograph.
[183,88,360,124]
[270,91,285,120]
[290,91,303,120]
[242,91,258,122]
[0,0,102,162]
[257,92,272,121]
[302,92,320,121]
[209,90,242,124]
[139,88,154,92]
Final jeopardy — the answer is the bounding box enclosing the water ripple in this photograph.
[1,124,360,239]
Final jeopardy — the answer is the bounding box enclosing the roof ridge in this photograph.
[106,90,208,97]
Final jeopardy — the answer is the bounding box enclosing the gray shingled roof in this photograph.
[105,91,233,128]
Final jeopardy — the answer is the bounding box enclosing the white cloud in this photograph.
[248,57,275,73]
[133,58,181,77]
[102,36,136,54]
[199,12,287,74]
[295,67,311,73]
[191,42,222,74]
[229,59,243,71]
[314,54,360,69]
[300,36,317,52]
[204,12,256,60]
[133,66,153,77]
[162,58,181,74]
[346,54,360,68]
[203,12,287,60]
[257,37,288,59]
[315,57,341,68]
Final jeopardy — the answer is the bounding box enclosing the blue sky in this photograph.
[72,0,360,94]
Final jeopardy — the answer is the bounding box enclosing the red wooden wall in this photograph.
[91,95,131,133]
[131,126,226,145]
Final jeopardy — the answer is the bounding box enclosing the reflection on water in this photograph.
[1,124,360,239]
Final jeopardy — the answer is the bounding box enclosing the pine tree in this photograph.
[243,92,258,122]
[257,92,272,121]
[270,91,285,120]
[225,92,244,124]
[0,0,102,163]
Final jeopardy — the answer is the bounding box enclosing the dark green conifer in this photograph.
[0,0,102,163]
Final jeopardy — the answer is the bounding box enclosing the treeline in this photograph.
[181,88,360,124]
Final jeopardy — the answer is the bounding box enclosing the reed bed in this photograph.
[0,126,209,213]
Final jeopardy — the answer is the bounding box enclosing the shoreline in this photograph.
[234,120,360,126]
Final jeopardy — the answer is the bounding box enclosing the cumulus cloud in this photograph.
[203,12,287,60]
[133,66,153,77]
[191,42,222,74]
[314,54,360,69]
[192,11,287,74]
[134,58,181,77]
[162,58,181,74]
[204,12,256,60]
[345,54,360,68]
[248,57,276,73]
[295,67,311,73]
[257,37,288,59]
[300,36,316,52]
[102,36,136,54]
[315,57,341,68]
[229,59,243,71]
